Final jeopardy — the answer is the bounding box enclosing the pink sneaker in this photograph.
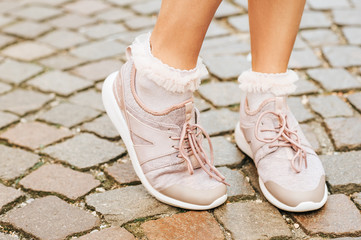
[235,70,328,212]
[102,35,227,210]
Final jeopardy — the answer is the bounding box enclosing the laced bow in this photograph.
[254,110,307,173]
[170,122,228,185]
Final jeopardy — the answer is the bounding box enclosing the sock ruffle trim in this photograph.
[127,33,208,93]
[238,69,298,96]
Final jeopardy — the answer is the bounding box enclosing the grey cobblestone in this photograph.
[198,82,241,107]
[43,133,125,169]
[287,97,314,123]
[201,108,239,136]
[215,1,240,18]
[300,123,321,152]
[292,78,320,96]
[0,89,53,116]
[64,0,110,15]
[70,40,126,61]
[0,112,18,129]
[0,34,15,49]
[11,6,62,21]
[70,59,121,82]
[0,184,23,211]
[300,11,332,29]
[80,23,126,40]
[96,8,135,22]
[39,53,86,70]
[2,21,52,39]
[292,194,361,236]
[210,136,245,167]
[214,201,292,240]
[28,70,93,97]
[0,2,22,14]
[308,0,350,10]
[0,121,72,150]
[0,15,14,28]
[77,227,135,240]
[333,9,361,26]
[0,59,43,84]
[307,68,361,92]
[125,16,156,30]
[69,89,105,111]
[0,81,11,94]
[38,102,100,127]
[343,27,361,45]
[323,46,361,67]
[325,117,361,150]
[194,96,211,112]
[348,92,361,112]
[20,164,100,199]
[300,29,340,47]
[217,167,255,199]
[0,232,18,240]
[0,196,100,240]
[203,55,250,79]
[289,48,322,69]
[321,151,361,194]
[206,21,230,38]
[39,29,88,50]
[353,192,361,209]
[131,0,161,15]
[0,145,39,181]
[81,115,119,139]
[228,15,249,32]
[85,185,176,225]
[2,41,55,61]
[309,95,353,118]
[104,159,139,184]
[49,13,96,29]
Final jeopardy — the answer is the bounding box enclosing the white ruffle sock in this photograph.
[238,70,299,111]
[127,33,208,112]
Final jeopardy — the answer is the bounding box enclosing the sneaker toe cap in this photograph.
[263,175,326,208]
[160,183,227,206]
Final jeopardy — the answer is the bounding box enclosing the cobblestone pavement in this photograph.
[0,0,361,239]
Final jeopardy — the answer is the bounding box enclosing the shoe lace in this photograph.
[170,122,229,185]
[255,110,307,173]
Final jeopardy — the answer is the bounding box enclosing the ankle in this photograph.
[239,69,299,111]
[150,34,198,70]
[239,69,298,96]
[135,72,192,112]
[128,33,207,112]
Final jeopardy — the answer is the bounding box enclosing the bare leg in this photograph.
[248,0,306,73]
[150,0,222,70]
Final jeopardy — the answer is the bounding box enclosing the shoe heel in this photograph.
[235,122,254,159]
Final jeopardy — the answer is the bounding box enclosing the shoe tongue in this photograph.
[247,93,274,111]
[184,101,193,122]
[164,99,194,129]
[274,96,287,114]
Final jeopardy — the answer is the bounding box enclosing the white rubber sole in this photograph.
[102,71,227,210]
[235,122,328,212]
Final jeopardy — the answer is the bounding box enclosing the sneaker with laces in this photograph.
[235,70,327,212]
[102,36,227,210]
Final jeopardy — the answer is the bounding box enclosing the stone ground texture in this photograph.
[0,0,360,239]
